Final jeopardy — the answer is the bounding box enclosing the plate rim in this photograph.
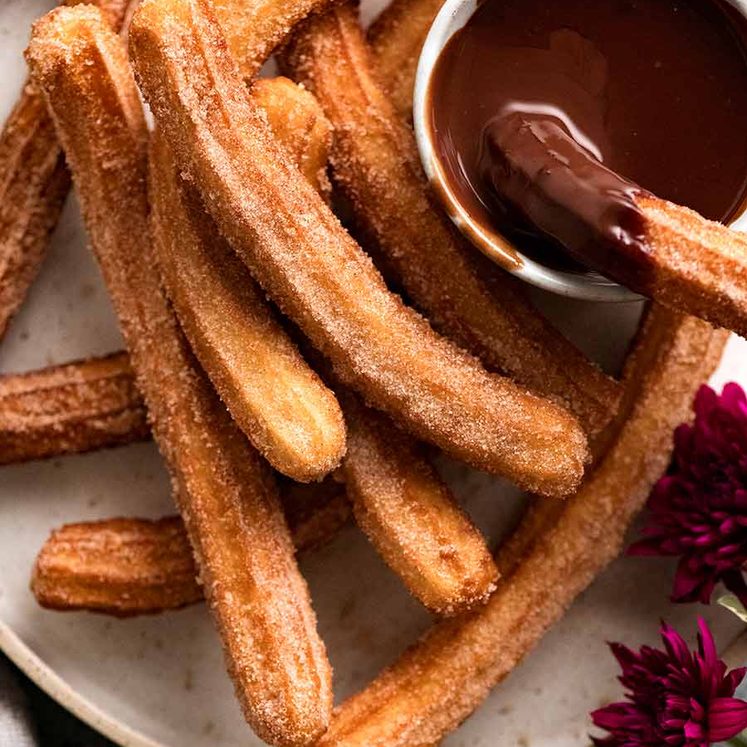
[0,620,166,747]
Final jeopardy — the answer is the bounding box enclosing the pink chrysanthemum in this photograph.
[591,619,747,746]
[629,383,747,606]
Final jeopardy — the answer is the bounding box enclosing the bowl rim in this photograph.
[411,0,747,303]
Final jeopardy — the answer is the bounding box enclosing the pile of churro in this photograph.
[0,0,740,744]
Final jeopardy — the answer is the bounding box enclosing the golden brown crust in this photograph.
[0,83,69,342]
[130,0,589,498]
[281,5,621,439]
[638,193,747,337]
[149,129,345,482]
[0,352,148,464]
[32,480,351,616]
[252,76,333,199]
[316,307,728,746]
[341,392,498,616]
[0,0,133,343]
[211,0,343,80]
[26,9,331,745]
[367,0,443,119]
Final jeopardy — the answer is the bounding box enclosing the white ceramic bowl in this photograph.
[413,0,747,302]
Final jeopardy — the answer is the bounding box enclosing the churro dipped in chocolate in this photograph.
[149,126,344,483]
[0,0,133,344]
[282,4,620,438]
[480,116,747,336]
[32,479,351,617]
[429,0,747,336]
[130,0,589,498]
[26,9,332,745]
[0,353,148,464]
[316,306,728,747]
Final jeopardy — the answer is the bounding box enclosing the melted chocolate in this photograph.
[428,0,747,277]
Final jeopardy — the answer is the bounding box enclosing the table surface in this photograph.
[2,655,112,747]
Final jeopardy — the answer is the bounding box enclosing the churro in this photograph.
[481,114,747,337]
[0,86,68,343]
[316,306,728,746]
[0,353,148,465]
[26,9,332,745]
[367,0,442,119]
[252,76,332,200]
[212,0,342,80]
[1,75,336,473]
[0,0,132,344]
[149,126,344,483]
[130,0,589,497]
[341,391,497,615]
[281,4,620,438]
[32,479,350,616]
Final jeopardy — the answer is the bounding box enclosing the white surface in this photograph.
[412,0,747,303]
[0,2,746,746]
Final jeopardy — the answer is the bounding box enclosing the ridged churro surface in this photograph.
[341,392,498,616]
[368,0,442,119]
[149,128,345,482]
[282,5,620,438]
[0,352,148,464]
[316,306,728,746]
[26,9,332,745]
[0,0,132,343]
[32,480,351,616]
[129,0,589,497]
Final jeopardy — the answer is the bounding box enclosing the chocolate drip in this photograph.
[428,0,747,276]
[481,113,651,288]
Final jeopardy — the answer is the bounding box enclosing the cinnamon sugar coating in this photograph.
[316,306,728,746]
[149,126,345,482]
[281,5,620,438]
[341,391,498,616]
[0,353,148,464]
[0,0,132,343]
[367,0,442,119]
[129,0,590,498]
[638,193,747,337]
[32,480,350,616]
[26,9,331,745]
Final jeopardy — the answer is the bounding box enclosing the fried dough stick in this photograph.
[32,480,351,616]
[149,112,345,483]
[316,306,728,746]
[367,0,442,119]
[0,353,148,464]
[341,392,498,615]
[148,54,497,607]
[24,375,499,616]
[129,0,589,498]
[26,10,332,745]
[0,0,132,343]
[281,4,620,438]
[6,99,496,612]
[16,349,498,614]
[0,76,337,471]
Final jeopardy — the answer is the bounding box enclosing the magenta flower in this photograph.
[629,383,747,606]
[591,619,747,746]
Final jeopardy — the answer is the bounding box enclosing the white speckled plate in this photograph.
[0,1,745,745]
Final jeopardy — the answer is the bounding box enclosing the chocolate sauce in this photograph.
[428,0,747,278]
